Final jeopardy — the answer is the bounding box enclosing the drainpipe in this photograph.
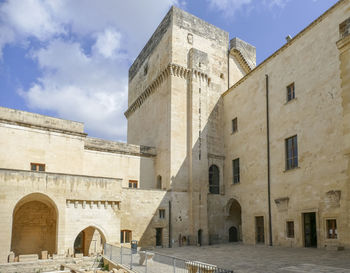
[265,74,273,246]
[169,200,172,248]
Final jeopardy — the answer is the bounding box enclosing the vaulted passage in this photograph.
[74,226,106,256]
[11,193,57,256]
[227,199,242,242]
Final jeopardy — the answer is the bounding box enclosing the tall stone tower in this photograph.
[125,6,255,244]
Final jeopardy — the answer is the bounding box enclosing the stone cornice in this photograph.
[222,0,348,97]
[125,63,211,118]
[230,48,252,74]
[337,34,350,52]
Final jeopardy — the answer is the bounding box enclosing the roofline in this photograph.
[222,0,347,97]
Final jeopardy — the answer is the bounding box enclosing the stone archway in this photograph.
[11,193,58,256]
[226,198,242,242]
[73,226,106,256]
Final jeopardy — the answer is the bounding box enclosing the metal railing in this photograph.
[104,243,234,273]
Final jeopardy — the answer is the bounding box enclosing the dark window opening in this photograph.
[287,82,295,102]
[30,163,45,172]
[327,219,337,239]
[233,158,240,184]
[209,165,220,194]
[287,221,294,238]
[159,209,165,219]
[121,230,132,243]
[232,118,238,134]
[285,135,298,170]
[128,180,138,188]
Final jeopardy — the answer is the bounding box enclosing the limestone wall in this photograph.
[222,0,350,248]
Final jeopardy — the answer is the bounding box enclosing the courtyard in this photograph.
[154,243,350,273]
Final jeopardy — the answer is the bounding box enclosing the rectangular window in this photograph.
[286,221,294,238]
[159,209,165,219]
[285,135,298,170]
[232,158,240,184]
[232,118,238,133]
[120,230,132,243]
[30,163,45,172]
[128,180,138,188]
[286,83,295,102]
[326,219,337,239]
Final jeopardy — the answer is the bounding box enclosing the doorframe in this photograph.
[301,210,318,248]
[254,215,266,245]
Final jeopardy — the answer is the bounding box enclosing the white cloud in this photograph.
[93,29,122,59]
[20,39,128,140]
[0,0,181,140]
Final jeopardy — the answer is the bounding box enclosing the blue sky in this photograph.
[0,0,339,141]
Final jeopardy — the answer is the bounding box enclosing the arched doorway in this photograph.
[11,193,58,256]
[74,226,106,256]
[229,226,238,242]
[226,199,242,242]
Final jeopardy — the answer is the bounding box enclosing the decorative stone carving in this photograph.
[274,197,289,212]
[187,33,193,44]
[325,190,341,208]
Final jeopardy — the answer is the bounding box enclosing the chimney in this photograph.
[286,35,292,43]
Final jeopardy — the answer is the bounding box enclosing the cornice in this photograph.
[125,63,211,118]
[230,48,252,74]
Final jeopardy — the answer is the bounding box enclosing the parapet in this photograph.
[85,137,157,157]
[230,37,256,69]
[0,106,85,135]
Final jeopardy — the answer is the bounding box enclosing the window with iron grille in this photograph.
[286,221,294,238]
[286,82,295,102]
[30,163,45,172]
[285,135,298,170]
[232,158,240,184]
[327,219,337,239]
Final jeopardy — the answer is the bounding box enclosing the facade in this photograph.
[0,0,349,264]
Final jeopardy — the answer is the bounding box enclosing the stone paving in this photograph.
[154,243,350,273]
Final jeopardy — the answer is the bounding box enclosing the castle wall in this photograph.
[222,0,350,248]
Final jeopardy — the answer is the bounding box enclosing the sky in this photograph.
[0,0,339,141]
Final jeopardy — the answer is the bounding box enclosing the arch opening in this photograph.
[226,199,242,242]
[11,193,58,256]
[74,226,106,256]
[209,165,220,194]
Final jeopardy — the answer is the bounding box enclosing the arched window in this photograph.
[209,165,220,194]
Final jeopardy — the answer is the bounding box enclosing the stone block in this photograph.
[41,250,48,260]
[75,253,83,258]
[8,251,15,263]
[18,254,39,262]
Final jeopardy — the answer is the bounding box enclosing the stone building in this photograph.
[0,0,349,263]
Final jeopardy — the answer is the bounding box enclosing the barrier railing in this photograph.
[104,243,234,273]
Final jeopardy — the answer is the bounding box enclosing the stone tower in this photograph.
[125,6,255,244]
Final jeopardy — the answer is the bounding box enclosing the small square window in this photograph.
[232,158,240,184]
[128,180,138,188]
[286,83,295,102]
[232,118,238,134]
[326,219,337,239]
[286,221,294,238]
[30,163,45,172]
[121,230,132,243]
[159,209,165,219]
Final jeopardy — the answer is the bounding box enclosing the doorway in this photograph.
[229,226,238,242]
[303,212,317,248]
[156,228,163,247]
[198,229,203,246]
[255,216,265,244]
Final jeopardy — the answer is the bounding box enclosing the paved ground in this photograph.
[153,243,350,273]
